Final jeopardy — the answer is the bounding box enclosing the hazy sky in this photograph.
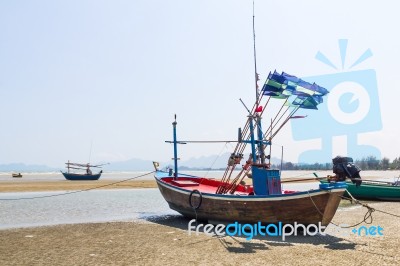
[1,0,400,168]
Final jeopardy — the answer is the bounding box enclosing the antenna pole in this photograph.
[239,98,253,116]
[172,115,178,180]
[88,140,93,164]
[253,0,260,103]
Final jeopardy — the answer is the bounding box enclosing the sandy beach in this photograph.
[0,181,399,265]
[0,179,158,192]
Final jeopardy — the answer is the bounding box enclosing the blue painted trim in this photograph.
[319,181,348,190]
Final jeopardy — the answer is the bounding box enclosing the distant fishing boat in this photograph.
[61,161,106,181]
[12,173,22,178]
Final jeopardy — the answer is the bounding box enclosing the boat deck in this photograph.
[160,176,297,195]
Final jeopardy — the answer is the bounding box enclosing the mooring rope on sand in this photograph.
[0,171,156,201]
[307,188,400,229]
[339,190,400,219]
[327,189,400,229]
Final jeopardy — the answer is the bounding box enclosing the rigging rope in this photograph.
[270,106,301,140]
[262,99,289,139]
[0,171,156,201]
[204,142,229,178]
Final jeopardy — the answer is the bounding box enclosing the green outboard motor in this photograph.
[332,156,362,187]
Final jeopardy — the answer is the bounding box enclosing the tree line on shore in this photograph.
[271,156,400,171]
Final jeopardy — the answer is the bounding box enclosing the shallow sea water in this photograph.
[0,188,175,230]
[1,170,399,229]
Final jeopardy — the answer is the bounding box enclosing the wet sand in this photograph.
[0,180,158,192]
[0,176,342,193]
[1,201,399,265]
[1,179,400,265]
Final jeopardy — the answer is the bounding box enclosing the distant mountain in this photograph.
[179,153,230,169]
[0,163,58,172]
[102,158,155,171]
[178,152,283,170]
[0,154,284,172]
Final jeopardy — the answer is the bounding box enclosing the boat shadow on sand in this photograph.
[145,214,362,254]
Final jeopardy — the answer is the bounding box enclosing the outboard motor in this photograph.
[332,156,362,187]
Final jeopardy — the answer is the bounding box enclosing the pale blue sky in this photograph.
[1,0,400,167]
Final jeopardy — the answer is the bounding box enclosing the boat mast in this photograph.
[172,114,178,179]
[248,118,257,163]
[252,0,259,102]
[252,1,266,164]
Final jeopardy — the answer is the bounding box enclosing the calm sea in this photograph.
[1,170,399,230]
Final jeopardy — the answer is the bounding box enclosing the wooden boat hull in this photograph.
[321,180,400,201]
[61,172,101,181]
[156,172,345,226]
[12,174,22,178]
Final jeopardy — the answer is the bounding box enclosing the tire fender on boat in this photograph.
[189,189,203,210]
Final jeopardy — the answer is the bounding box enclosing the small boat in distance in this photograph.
[61,161,107,181]
[12,173,22,178]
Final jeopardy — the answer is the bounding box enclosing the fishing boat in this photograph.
[12,173,22,178]
[61,161,106,181]
[154,6,348,226]
[332,180,400,201]
[318,156,400,201]
[320,178,400,201]
[154,67,347,226]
